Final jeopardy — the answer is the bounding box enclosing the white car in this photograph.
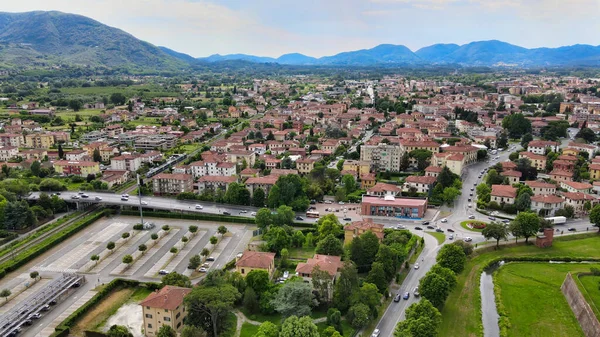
[195,204,203,210]
[440,218,448,223]
[414,263,420,270]
[468,215,476,219]
[198,267,208,273]
[141,201,148,205]
[396,224,406,229]
[158,270,169,275]
[95,196,102,201]
[372,329,380,337]
[465,237,473,242]
[240,210,248,213]
[250,212,257,216]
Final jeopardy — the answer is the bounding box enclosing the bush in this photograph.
[133,224,143,230]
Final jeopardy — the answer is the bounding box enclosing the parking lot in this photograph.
[309,201,363,222]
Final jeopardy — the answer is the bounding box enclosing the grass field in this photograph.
[288,246,316,260]
[426,231,446,245]
[576,274,600,321]
[438,234,600,337]
[460,220,487,232]
[239,322,260,337]
[495,263,590,337]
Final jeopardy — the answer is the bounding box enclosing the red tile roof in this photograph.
[531,195,563,204]
[562,192,597,201]
[296,254,343,277]
[235,251,275,269]
[562,181,592,190]
[405,175,437,184]
[524,180,556,189]
[501,170,522,177]
[491,185,517,198]
[139,285,191,310]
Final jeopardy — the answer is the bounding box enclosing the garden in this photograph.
[460,220,487,232]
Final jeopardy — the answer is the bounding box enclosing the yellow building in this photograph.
[140,285,191,336]
[235,251,276,278]
[344,219,384,245]
[296,158,316,175]
[590,163,600,180]
[24,133,54,149]
[562,148,579,156]
[52,160,100,177]
[343,160,371,176]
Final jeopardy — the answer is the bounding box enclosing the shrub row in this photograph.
[0,211,105,280]
[483,256,600,270]
[120,209,314,228]
[50,278,161,337]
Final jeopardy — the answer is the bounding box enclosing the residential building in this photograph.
[531,195,564,216]
[425,166,442,178]
[188,160,236,178]
[519,152,547,171]
[562,192,598,215]
[550,169,574,183]
[65,150,87,161]
[100,170,130,189]
[296,158,316,175]
[235,251,276,278]
[227,150,256,168]
[194,176,237,193]
[404,175,437,193]
[343,219,384,245]
[296,254,343,297]
[52,160,100,177]
[111,154,142,172]
[0,146,18,161]
[245,175,279,197]
[24,133,54,148]
[360,143,402,172]
[152,173,193,195]
[360,173,377,189]
[524,181,556,195]
[366,182,402,197]
[0,134,23,147]
[527,140,560,155]
[360,195,428,219]
[567,142,598,158]
[500,170,522,184]
[140,285,192,336]
[342,160,371,176]
[590,163,600,180]
[490,185,517,205]
[561,181,592,194]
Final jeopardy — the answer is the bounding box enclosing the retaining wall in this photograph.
[561,272,600,337]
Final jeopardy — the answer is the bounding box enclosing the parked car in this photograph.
[422,221,430,225]
[394,293,402,302]
[250,212,257,216]
[465,237,473,242]
[28,313,41,319]
[23,319,33,326]
[449,234,454,240]
[414,263,419,269]
[568,227,577,232]
[72,281,81,288]
[468,198,471,202]
[440,218,448,223]
[295,216,304,221]
[324,200,332,204]
[222,211,231,215]
[158,270,169,275]
[206,257,215,261]
[371,329,380,337]
[343,217,352,221]
[403,292,410,300]
[338,201,345,205]
[414,226,423,230]
[396,224,406,229]
[47,300,56,306]
[468,215,475,219]
[447,228,455,232]
[414,287,420,297]
[198,267,208,273]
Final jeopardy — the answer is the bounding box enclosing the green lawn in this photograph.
[460,220,487,232]
[130,287,153,302]
[221,312,238,337]
[288,246,316,260]
[576,274,600,321]
[426,231,445,245]
[438,234,600,337]
[495,263,589,337]
[240,322,260,337]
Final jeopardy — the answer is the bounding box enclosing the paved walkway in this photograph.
[232,310,329,337]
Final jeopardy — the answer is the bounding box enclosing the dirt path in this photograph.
[233,310,330,336]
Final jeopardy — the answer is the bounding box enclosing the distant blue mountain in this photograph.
[194,40,600,67]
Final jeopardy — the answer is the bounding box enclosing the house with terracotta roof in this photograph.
[343,219,384,245]
[527,140,560,155]
[404,175,437,193]
[552,159,575,172]
[531,194,564,216]
[152,173,193,195]
[518,152,546,171]
[567,142,598,158]
[491,185,517,205]
[524,181,556,195]
[366,182,402,197]
[296,254,343,283]
[500,170,522,184]
[246,175,279,197]
[560,181,592,194]
[562,192,598,215]
[425,166,442,177]
[194,176,237,193]
[296,158,316,175]
[235,251,276,277]
[550,169,574,183]
[140,285,192,336]
[501,161,517,171]
[590,163,600,180]
[360,173,377,189]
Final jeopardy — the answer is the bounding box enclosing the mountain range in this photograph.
[1,10,600,70]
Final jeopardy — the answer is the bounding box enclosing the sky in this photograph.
[3,0,600,58]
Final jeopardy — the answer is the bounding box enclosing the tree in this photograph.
[347,303,370,329]
[68,99,82,111]
[482,222,508,248]
[254,321,279,337]
[292,230,305,248]
[342,175,357,195]
[122,232,130,240]
[436,244,466,274]
[110,93,127,105]
[271,280,316,318]
[589,204,600,232]
[246,269,270,295]
[353,282,381,317]
[243,287,259,314]
[442,187,461,205]
[497,132,508,149]
[106,241,115,253]
[437,167,457,188]
[316,234,344,256]
[106,325,133,337]
[409,149,433,171]
[0,289,10,302]
[366,262,388,294]
[93,148,102,162]
[395,298,442,337]
[253,187,266,207]
[209,236,218,245]
[181,325,204,337]
[151,233,159,240]
[58,144,64,159]
[157,325,176,337]
[515,193,531,212]
[428,265,457,290]
[399,152,410,171]
[376,244,399,280]
[521,133,533,148]
[333,262,359,313]
[122,254,133,266]
[201,248,210,257]
[91,254,100,264]
[170,247,179,254]
[326,308,343,334]
[30,271,39,280]
[255,208,273,229]
[30,161,41,177]
[185,283,241,337]
[576,127,597,143]
[349,231,380,273]
[451,240,474,257]
[189,255,201,269]
[321,326,343,337]
[317,214,343,240]
[189,225,198,234]
[502,113,532,138]
[138,244,147,254]
[273,205,295,226]
[218,225,228,235]
[513,212,541,243]
[280,315,319,337]
[265,227,291,254]
[419,272,450,308]
[162,272,191,287]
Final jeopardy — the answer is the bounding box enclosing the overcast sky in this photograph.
[4,0,600,58]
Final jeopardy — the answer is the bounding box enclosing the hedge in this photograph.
[0,211,105,280]
[120,210,315,228]
[50,278,161,337]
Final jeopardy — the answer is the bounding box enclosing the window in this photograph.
[241,268,245,274]
[177,322,182,328]
[165,309,169,312]
[176,312,181,319]
[147,324,152,329]
[145,314,153,318]
[164,317,171,322]
[146,306,150,309]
